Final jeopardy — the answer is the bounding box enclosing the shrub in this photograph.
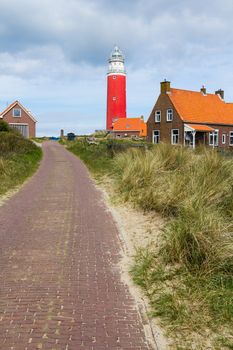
[0,120,10,132]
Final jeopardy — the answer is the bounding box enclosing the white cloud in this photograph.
[0,0,233,134]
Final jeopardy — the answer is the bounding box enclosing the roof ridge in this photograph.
[170,87,220,97]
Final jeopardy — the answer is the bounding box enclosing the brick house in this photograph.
[0,100,36,138]
[112,117,147,138]
[147,81,233,148]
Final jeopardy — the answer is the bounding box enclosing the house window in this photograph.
[167,108,173,121]
[153,130,160,144]
[209,130,219,146]
[155,110,161,123]
[13,108,21,117]
[222,133,226,145]
[171,129,179,144]
[229,131,233,146]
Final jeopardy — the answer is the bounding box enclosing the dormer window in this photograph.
[155,110,161,123]
[13,108,21,117]
[166,108,173,121]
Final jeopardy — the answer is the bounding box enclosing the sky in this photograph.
[0,0,233,136]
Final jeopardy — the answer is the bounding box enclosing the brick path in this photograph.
[0,142,152,350]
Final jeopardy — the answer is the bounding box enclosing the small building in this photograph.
[67,133,76,141]
[112,117,147,138]
[0,100,36,138]
[147,81,233,148]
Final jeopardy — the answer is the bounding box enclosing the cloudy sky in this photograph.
[0,0,233,136]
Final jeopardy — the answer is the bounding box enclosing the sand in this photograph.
[97,179,169,350]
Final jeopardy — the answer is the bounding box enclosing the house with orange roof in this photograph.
[0,100,36,138]
[147,80,233,148]
[112,117,147,138]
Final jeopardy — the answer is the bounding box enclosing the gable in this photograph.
[0,101,37,123]
[147,92,182,125]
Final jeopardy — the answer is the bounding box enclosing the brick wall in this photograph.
[147,93,183,144]
[112,131,140,138]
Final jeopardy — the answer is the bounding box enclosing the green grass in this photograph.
[114,144,233,272]
[65,138,149,178]
[131,248,233,348]
[0,131,42,195]
[66,140,114,177]
[31,137,49,143]
[115,144,233,348]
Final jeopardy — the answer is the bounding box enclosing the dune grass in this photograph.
[114,144,233,348]
[0,130,42,196]
[65,138,148,178]
[67,140,114,177]
[115,145,233,270]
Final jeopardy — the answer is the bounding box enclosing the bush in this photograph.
[0,120,10,132]
[0,132,39,158]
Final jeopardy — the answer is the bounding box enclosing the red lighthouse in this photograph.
[106,46,127,130]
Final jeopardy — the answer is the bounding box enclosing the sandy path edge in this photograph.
[95,179,169,350]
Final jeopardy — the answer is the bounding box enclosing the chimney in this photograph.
[160,79,171,93]
[200,85,206,95]
[215,89,224,100]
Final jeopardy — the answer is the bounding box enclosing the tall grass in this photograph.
[0,131,42,195]
[115,144,233,272]
[66,139,149,178]
[67,140,114,177]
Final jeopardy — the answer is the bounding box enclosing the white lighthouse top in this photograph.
[108,46,126,75]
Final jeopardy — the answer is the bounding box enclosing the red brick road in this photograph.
[0,142,152,350]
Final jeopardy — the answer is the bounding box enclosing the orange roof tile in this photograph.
[113,118,147,137]
[185,124,215,132]
[169,88,233,125]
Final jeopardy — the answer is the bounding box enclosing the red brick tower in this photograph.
[106,46,126,130]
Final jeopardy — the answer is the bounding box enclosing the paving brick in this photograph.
[0,142,152,350]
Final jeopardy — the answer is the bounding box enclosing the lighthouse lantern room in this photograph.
[106,46,127,130]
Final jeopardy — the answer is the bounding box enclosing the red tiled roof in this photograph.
[113,118,147,137]
[185,124,215,132]
[169,88,233,125]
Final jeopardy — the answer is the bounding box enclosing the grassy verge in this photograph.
[65,138,148,178]
[66,139,114,178]
[0,130,42,196]
[115,144,233,349]
[66,140,233,349]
